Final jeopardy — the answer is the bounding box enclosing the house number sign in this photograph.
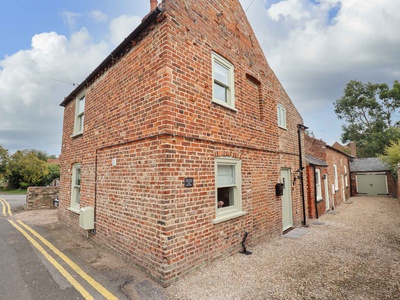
[184,178,194,187]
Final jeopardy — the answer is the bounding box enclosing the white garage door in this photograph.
[356,173,388,196]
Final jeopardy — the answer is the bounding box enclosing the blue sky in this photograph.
[1,0,400,155]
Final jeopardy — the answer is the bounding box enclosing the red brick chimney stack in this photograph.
[150,0,158,11]
[348,141,357,158]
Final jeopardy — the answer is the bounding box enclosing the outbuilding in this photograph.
[350,158,396,197]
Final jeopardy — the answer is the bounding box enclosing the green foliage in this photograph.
[6,151,48,189]
[380,139,400,177]
[3,149,59,189]
[40,163,60,186]
[0,146,9,182]
[334,80,400,157]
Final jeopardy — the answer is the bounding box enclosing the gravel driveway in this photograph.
[165,197,400,300]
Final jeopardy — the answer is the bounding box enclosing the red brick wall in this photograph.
[305,136,350,217]
[306,165,328,219]
[305,135,326,161]
[325,146,351,208]
[59,0,304,286]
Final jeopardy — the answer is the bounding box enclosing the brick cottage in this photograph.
[59,0,306,286]
[305,135,352,219]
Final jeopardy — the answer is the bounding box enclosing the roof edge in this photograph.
[326,144,354,158]
[60,6,164,107]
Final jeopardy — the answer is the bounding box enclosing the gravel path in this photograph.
[165,197,400,300]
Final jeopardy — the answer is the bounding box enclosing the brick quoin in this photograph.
[59,0,305,286]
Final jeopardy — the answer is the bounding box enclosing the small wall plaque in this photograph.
[184,178,194,187]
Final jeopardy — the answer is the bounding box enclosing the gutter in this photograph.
[60,6,164,107]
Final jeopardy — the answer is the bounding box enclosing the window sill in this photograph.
[68,207,81,214]
[212,100,238,112]
[316,198,324,203]
[212,211,247,224]
[71,132,83,138]
[278,125,288,130]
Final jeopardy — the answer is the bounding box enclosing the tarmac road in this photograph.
[0,193,166,300]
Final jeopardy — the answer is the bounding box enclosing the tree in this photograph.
[380,139,400,177]
[5,150,48,189]
[334,80,400,157]
[0,146,9,184]
[40,163,60,186]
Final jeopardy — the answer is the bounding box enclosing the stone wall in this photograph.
[26,186,60,210]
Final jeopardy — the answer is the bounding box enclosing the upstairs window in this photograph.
[277,104,287,129]
[74,93,85,135]
[212,52,235,110]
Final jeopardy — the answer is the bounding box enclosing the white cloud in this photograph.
[1,0,399,155]
[241,0,400,143]
[0,30,109,154]
[61,11,81,30]
[109,15,142,46]
[90,10,108,22]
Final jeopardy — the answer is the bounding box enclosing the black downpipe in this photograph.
[313,165,319,219]
[297,124,308,226]
[93,148,98,233]
[240,231,252,255]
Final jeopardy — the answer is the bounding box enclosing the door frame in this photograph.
[281,168,293,231]
[323,174,330,211]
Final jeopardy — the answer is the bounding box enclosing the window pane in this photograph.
[75,168,81,186]
[218,165,234,187]
[214,61,229,85]
[214,83,228,103]
[78,96,85,114]
[278,105,286,127]
[75,187,81,204]
[217,187,234,208]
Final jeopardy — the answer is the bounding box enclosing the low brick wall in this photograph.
[26,186,60,210]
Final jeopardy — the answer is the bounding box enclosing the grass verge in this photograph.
[0,188,27,195]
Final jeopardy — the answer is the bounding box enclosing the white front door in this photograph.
[341,175,346,202]
[324,174,330,211]
[281,169,293,231]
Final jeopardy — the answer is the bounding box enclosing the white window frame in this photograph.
[69,163,81,213]
[73,92,85,136]
[315,168,323,201]
[212,52,236,110]
[277,104,287,129]
[333,164,339,191]
[213,157,245,224]
[344,165,348,187]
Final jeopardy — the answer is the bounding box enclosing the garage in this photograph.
[356,173,388,196]
[350,157,396,197]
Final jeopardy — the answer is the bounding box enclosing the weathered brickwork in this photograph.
[26,186,60,210]
[325,146,351,208]
[305,136,351,219]
[59,1,304,285]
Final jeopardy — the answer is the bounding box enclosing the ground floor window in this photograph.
[70,163,81,213]
[214,157,245,223]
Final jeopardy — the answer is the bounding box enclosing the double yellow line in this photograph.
[0,198,12,217]
[1,198,117,300]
